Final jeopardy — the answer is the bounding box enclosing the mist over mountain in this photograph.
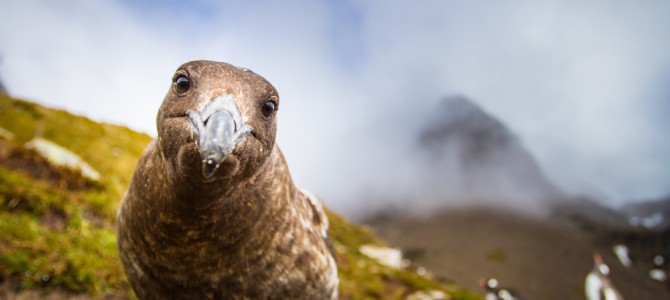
[415,96,564,214]
[363,96,565,218]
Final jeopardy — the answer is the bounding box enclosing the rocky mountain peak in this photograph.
[416,96,563,213]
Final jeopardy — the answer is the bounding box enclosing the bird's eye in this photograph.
[261,100,277,118]
[174,75,190,94]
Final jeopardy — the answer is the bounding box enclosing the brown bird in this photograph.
[117,60,338,299]
[585,253,624,300]
[479,278,526,300]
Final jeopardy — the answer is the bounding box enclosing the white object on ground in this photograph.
[25,137,101,181]
[649,269,667,282]
[359,244,408,269]
[0,126,14,140]
[612,244,632,268]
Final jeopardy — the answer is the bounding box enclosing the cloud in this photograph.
[0,0,181,133]
[1,0,669,217]
[351,0,670,208]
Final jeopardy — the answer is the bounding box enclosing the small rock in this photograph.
[359,244,408,269]
[25,137,100,181]
[406,290,450,300]
[650,269,667,282]
[0,126,14,141]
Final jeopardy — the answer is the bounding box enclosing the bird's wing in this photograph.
[585,273,604,300]
[299,188,335,257]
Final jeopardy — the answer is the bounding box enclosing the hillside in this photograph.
[0,94,479,299]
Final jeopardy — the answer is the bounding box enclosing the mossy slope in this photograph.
[0,94,479,299]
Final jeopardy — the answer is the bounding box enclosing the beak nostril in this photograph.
[203,159,218,178]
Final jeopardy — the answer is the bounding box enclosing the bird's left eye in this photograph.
[174,75,190,94]
[262,100,277,118]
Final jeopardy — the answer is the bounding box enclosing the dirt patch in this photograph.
[39,207,68,231]
[82,207,106,228]
[0,279,128,300]
[379,274,412,299]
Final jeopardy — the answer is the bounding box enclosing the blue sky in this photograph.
[1,0,669,216]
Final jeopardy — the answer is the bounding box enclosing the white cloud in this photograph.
[351,0,670,207]
[0,0,182,133]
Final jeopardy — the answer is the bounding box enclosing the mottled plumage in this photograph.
[117,60,338,299]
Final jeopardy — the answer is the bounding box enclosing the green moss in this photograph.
[0,165,128,295]
[0,94,152,201]
[0,167,69,216]
[0,211,127,295]
[0,95,138,296]
[0,95,480,299]
[328,211,480,299]
[0,213,40,245]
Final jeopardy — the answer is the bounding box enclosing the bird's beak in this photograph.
[187,94,253,178]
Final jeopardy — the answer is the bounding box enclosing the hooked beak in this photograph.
[187,94,253,178]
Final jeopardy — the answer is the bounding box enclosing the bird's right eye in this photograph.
[261,100,277,118]
[174,75,190,94]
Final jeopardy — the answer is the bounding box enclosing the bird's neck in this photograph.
[158,146,294,242]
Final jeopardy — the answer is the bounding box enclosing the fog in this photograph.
[1,0,669,218]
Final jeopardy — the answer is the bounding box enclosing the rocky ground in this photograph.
[366,207,670,300]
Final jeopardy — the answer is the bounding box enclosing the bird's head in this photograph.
[593,253,610,275]
[156,60,279,183]
[479,278,498,290]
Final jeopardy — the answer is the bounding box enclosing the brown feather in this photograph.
[117,61,338,299]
